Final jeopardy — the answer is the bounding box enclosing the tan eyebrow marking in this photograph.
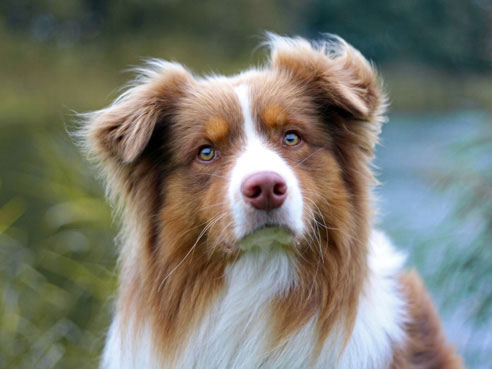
[262,105,288,128]
[205,116,229,142]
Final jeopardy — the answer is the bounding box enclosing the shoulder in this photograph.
[393,270,465,369]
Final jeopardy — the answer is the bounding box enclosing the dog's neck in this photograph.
[102,229,406,369]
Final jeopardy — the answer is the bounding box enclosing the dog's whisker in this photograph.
[199,201,228,211]
[303,197,329,262]
[202,172,229,180]
[158,213,226,291]
[293,148,324,168]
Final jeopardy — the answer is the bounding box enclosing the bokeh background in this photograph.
[0,1,491,368]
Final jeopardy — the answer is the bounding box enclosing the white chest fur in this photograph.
[101,230,406,369]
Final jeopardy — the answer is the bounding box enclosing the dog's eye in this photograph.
[283,131,301,147]
[198,145,216,162]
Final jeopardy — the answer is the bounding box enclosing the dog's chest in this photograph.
[103,231,406,369]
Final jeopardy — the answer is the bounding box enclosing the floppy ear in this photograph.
[268,34,386,153]
[84,61,192,163]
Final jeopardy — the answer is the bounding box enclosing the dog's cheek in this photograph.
[154,173,204,265]
[295,150,351,241]
[314,153,355,242]
[290,167,313,236]
[199,172,235,252]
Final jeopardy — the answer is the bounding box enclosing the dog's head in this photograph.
[84,34,384,252]
[81,34,386,352]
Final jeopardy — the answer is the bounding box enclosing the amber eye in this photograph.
[283,131,300,146]
[198,145,216,162]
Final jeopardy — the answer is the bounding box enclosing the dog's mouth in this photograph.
[235,225,294,252]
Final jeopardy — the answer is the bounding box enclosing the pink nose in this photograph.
[241,171,287,211]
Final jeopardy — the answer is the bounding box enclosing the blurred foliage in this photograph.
[411,120,492,369]
[431,124,492,322]
[304,0,492,72]
[1,0,491,71]
[0,1,491,368]
[0,126,116,368]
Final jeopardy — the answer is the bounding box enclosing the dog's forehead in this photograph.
[247,71,316,130]
[174,70,311,134]
[176,79,242,128]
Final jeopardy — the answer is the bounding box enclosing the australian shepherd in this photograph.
[80,34,464,369]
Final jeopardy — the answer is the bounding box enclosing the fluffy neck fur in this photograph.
[102,229,406,369]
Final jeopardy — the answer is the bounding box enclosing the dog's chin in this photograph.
[233,224,297,252]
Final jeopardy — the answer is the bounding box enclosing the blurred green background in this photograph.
[0,1,490,368]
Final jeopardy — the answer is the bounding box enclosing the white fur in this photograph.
[332,230,407,369]
[100,82,406,367]
[100,315,154,369]
[101,229,406,369]
[228,84,304,240]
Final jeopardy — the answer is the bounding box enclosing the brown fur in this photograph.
[258,36,385,350]
[262,104,288,129]
[81,35,462,367]
[391,271,464,369]
[205,116,230,143]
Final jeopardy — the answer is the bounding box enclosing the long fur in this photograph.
[79,34,464,369]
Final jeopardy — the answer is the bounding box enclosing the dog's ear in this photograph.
[268,34,386,153]
[84,61,192,163]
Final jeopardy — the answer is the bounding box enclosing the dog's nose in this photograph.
[241,171,287,211]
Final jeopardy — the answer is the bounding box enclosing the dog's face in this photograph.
[86,36,384,261]
[164,73,336,252]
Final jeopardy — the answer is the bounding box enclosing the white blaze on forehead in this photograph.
[229,84,304,240]
[235,84,256,142]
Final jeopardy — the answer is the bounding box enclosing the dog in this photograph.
[80,34,464,369]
